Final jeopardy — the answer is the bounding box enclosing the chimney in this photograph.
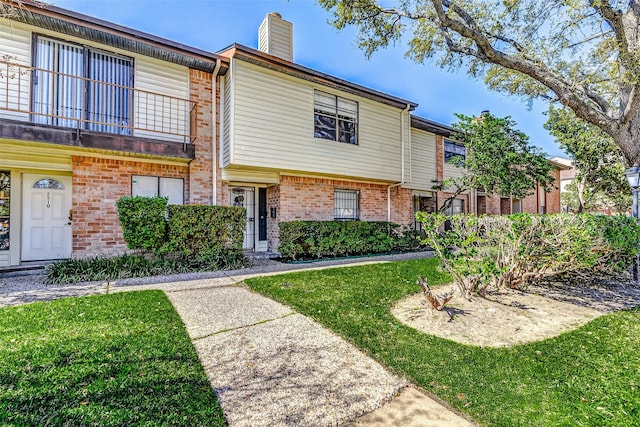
[258,12,293,62]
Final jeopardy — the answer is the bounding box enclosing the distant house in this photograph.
[0,3,566,268]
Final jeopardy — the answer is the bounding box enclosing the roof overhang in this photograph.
[410,115,455,137]
[0,0,228,74]
[219,44,417,111]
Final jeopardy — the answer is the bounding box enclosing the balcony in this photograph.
[0,60,197,158]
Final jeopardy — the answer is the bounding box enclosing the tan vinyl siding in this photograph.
[133,57,189,142]
[404,128,437,191]
[228,60,403,182]
[258,14,293,61]
[0,22,31,121]
[443,160,465,181]
[221,72,232,166]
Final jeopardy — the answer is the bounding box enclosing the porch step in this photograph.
[0,261,49,278]
[243,251,279,261]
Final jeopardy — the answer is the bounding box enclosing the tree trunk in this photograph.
[613,110,640,166]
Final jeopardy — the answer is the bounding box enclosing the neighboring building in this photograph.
[0,0,227,267]
[550,156,577,213]
[0,3,566,267]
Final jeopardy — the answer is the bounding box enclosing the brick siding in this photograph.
[71,156,188,258]
[189,69,215,205]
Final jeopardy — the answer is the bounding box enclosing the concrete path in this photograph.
[0,254,476,426]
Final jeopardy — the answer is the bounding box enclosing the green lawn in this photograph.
[246,258,640,427]
[0,290,226,426]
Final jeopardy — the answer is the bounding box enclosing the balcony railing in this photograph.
[0,60,197,143]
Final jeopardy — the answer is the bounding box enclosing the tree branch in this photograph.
[429,0,617,136]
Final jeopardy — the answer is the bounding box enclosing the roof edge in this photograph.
[223,43,418,111]
[2,0,228,73]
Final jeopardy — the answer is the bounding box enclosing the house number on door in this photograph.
[46,192,51,208]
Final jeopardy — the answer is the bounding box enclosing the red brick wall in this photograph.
[544,168,562,213]
[71,156,188,258]
[189,69,215,205]
[276,175,413,224]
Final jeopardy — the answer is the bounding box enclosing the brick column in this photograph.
[189,69,214,205]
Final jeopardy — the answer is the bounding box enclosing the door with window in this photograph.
[22,174,72,261]
[231,187,255,250]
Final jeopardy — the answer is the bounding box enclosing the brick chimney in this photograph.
[258,12,293,62]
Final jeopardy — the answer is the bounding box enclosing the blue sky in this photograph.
[53,0,564,157]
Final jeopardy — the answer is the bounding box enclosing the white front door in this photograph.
[230,187,255,250]
[22,174,72,261]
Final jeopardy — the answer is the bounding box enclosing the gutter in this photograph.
[388,104,412,221]
[212,58,222,205]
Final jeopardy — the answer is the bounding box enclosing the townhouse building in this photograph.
[0,3,563,267]
[0,0,225,267]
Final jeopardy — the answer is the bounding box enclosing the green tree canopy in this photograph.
[545,106,630,213]
[436,112,554,204]
[319,1,640,165]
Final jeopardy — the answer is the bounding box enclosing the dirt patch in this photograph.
[392,278,640,347]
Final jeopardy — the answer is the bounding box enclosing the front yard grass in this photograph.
[0,290,226,426]
[246,258,640,426]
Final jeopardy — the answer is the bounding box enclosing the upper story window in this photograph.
[314,90,358,145]
[444,140,466,164]
[33,36,133,135]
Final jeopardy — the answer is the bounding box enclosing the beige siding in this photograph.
[404,128,437,191]
[228,60,403,182]
[443,161,465,181]
[0,22,31,121]
[221,72,233,166]
[0,21,190,142]
[133,57,190,142]
[258,13,293,61]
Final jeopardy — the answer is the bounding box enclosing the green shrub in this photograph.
[278,220,423,260]
[50,201,250,284]
[116,196,168,253]
[416,212,640,297]
[165,205,246,267]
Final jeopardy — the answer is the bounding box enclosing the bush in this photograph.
[49,200,251,284]
[116,196,168,253]
[416,212,640,297]
[46,254,179,284]
[278,220,424,260]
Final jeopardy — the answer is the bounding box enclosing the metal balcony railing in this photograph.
[0,60,197,143]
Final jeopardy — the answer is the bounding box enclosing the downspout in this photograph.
[211,58,221,205]
[388,104,412,221]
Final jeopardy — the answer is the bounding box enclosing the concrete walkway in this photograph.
[0,254,476,426]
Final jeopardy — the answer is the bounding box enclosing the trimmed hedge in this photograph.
[49,199,248,283]
[278,220,423,260]
[164,205,246,268]
[116,196,167,253]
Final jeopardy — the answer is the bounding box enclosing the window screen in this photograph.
[314,90,358,144]
[334,189,359,220]
[443,198,464,216]
[444,140,466,163]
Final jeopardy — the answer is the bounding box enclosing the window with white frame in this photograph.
[314,90,358,144]
[443,198,464,216]
[444,140,466,163]
[334,189,359,220]
[132,175,184,205]
[33,35,133,134]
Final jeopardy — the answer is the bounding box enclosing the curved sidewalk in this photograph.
[0,253,476,426]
